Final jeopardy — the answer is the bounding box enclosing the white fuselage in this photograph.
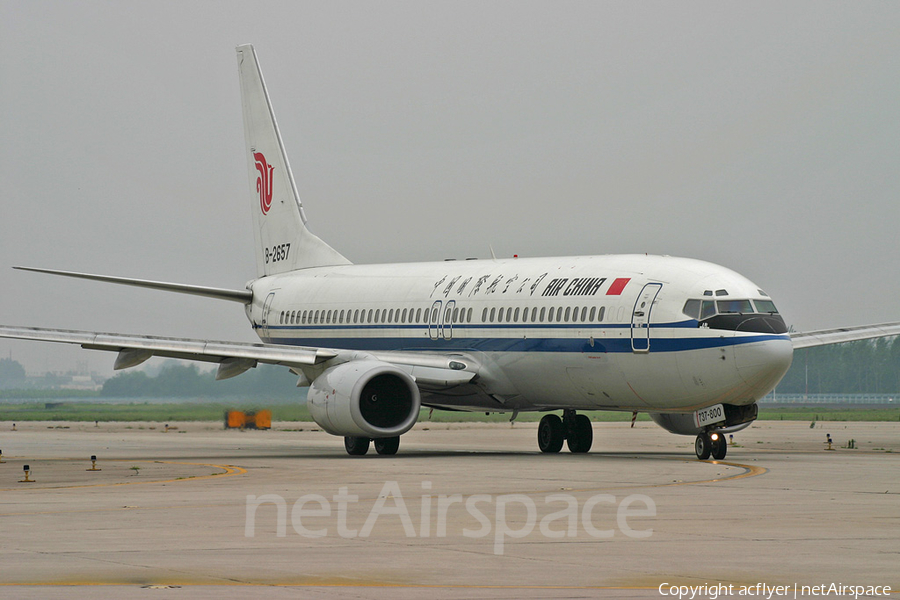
[246,253,793,414]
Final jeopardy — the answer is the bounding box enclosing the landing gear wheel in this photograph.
[710,433,727,460]
[566,414,593,453]
[695,433,712,460]
[374,436,400,455]
[344,436,370,456]
[538,414,564,453]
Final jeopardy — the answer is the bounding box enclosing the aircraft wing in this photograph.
[790,321,900,349]
[0,325,475,387]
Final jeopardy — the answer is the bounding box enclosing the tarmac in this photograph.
[0,419,897,599]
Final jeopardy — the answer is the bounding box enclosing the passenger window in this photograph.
[514,307,520,321]
[490,307,496,322]
[280,311,284,324]
[581,307,587,321]
[573,306,579,322]
[598,306,605,321]
[564,307,571,322]
[548,307,554,322]
[589,307,595,321]
[557,307,563,321]
[402,308,408,323]
[415,308,421,323]
[482,307,488,322]
[452,307,459,322]
[531,307,537,322]
[540,307,546,322]
[431,307,438,323]
[498,308,504,323]
[467,308,473,322]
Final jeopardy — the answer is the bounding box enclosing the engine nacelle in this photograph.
[650,403,759,436]
[307,360,421,438]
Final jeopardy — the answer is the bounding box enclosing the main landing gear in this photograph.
[538,410,593,454]
[694,431,727,460]
[344,436,401,456]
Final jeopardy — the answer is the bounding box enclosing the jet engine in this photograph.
[307,360,421,438]
[649,403,758,436]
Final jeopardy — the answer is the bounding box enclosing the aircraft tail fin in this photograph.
[236,44,350,276]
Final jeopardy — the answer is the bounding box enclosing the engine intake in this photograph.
[307,360,421,438]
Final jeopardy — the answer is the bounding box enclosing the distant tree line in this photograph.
[0,357,26,386]
[776,337,900,394]
[100,362,301,398]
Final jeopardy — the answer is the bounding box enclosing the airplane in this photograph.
[3,45,899,459]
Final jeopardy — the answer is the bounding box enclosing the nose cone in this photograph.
[734,337,793,398]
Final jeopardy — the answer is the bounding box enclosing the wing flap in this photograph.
[791,321,900,349]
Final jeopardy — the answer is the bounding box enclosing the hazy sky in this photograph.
[2,2,899,376]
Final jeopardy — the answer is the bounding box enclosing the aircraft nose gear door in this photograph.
[631,283,662,352]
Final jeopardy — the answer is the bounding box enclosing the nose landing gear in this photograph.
[695,431,727,460]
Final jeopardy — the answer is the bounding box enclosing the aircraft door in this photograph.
[443,300,456,340]
[428,300,442,340]
[261,292,276,340]
[631,283,662,352]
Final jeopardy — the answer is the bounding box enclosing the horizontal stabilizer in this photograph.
[14,267,252,304]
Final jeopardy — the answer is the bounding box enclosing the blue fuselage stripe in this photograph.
[256,330,788,354]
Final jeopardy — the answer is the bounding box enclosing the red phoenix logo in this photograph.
[254,152,274,215]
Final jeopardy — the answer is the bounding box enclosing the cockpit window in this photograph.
[717,299,753,314]
[683,299,734,319]
[682,299,701,320]
[683,296,786,332]
[753,299,779,314]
